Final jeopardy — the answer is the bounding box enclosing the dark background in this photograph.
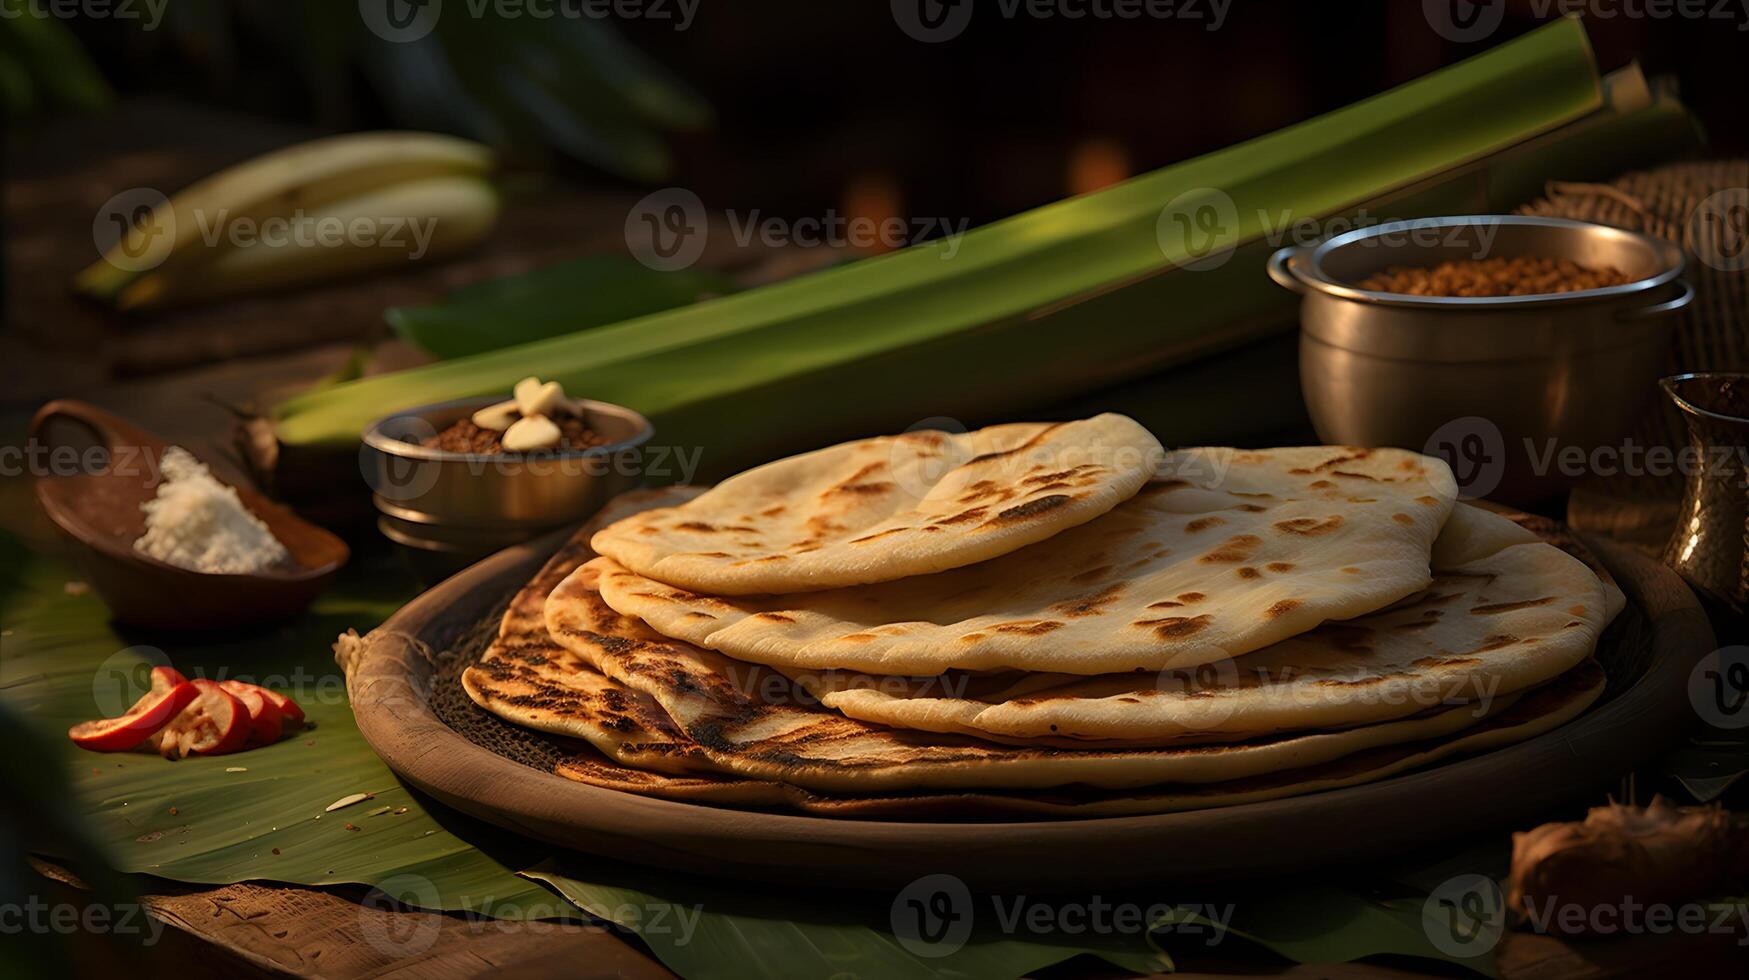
[54,0,1749,226]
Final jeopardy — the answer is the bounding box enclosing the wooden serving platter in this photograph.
[347,491,1716,890]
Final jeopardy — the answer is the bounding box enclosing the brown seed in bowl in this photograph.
[423,417,609,454]
[1357,256,1631,297]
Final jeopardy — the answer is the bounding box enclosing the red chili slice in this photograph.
[155,679,249,758]
[220,680,284,746]
[68,679,198,752]
[254,686,305,728]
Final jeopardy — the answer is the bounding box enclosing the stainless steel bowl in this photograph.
[362,396,652,580]
[1269,215,1691,504]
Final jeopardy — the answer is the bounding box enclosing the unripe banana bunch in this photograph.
[75,131,501,312]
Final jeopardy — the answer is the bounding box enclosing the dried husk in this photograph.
[1507,796,1749,934]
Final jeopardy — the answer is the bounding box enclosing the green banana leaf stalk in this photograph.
[264,18,1696,506]
[388,255,741,360]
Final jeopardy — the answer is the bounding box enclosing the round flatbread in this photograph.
[590,414,1163,595]
[551,661,1606,819]
[459,502,1499,795]
[460,512,720,778]
[598,446,1459,675]
[807,505,1608,744]
[542,560,1514,793]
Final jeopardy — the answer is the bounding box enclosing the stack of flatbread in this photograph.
[462,414,1621,819]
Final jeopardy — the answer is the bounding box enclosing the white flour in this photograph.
[135,447,290,574]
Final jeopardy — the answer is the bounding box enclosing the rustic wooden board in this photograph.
[349,492,1716,891]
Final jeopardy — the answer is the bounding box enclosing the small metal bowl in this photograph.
[362,397,652,581]
[1270,215,1692,503]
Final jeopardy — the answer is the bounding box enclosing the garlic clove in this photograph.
[470,399,521,431]
[502,414,562,452]
[529,382,567,417]
[512,376,543,412]
[515,378,566,418]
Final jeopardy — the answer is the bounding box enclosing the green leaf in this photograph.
[388,255,740,360]
[432,14,675,181]
[0,47,34,117]
[524,859,1171,980]
[1160,881,1501,978]
[0,535,557,918]
[0,0,113,114]
[539,18,714,131]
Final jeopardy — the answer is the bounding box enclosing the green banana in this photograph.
[74,131,495,305]
[115,174,501,311]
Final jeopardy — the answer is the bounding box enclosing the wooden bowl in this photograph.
[30,400,349,631]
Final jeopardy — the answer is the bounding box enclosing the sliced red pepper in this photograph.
[153,666,190,688]
[155,679,249,758]
[254,686,305,729]
[220,680,284,746]
[68,679,198,752]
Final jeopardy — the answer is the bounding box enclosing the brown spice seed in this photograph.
[1358,256,1630,297]
[422,415,608,454]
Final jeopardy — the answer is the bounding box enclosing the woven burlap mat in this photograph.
[1516,160,1749,552]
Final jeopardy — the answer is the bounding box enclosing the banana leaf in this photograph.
[1160,882,1502,978]
[525,860,1174,980]
[0,535,559,917]
[541,14,713,131]
[427,11,684,181]
[270,17,1615,483]
[388,255,741,360]
[0,695,144,975]
[526,857,1527,979]
[0,0,113,115]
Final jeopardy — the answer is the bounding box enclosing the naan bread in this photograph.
[461,491,722,777]
[808,505,1609,743]
[552,661,1605,819]
[591,414,1162,595]
[598,447,1459,675]
[555,753,802,808]
[462,495,1498,795]
[1485,506,1627,624]
[543,561,1510,793]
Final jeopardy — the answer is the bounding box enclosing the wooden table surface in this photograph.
[6,102,1745,980]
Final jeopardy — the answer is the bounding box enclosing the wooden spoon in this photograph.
[30,399,349,631]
